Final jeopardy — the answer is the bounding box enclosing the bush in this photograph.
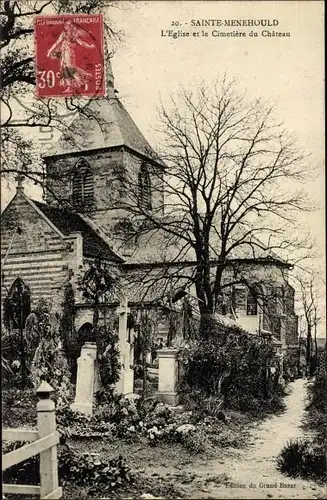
[2,388,38,427]
[180,425,211,454]
[179,319,284,416]
[95,325,121,388]
[3,443,134,496]
[307,350,327,414]
[277,439,326,483]
[60,449,133,495]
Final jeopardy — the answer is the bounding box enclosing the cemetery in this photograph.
[2,283,292,499]
[1,5,324,496]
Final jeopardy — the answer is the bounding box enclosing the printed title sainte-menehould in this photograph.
[191,19,279,27]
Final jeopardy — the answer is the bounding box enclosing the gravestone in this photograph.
[70,341,101,415]
[81,341,101,392]
[156,348,180,406]
[70,353,94,415]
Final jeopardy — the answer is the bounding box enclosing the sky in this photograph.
[107,0,325,254]
[107,0,325,335]
[1,0,325,333]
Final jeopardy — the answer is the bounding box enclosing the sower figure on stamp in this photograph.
[47,21,95,92]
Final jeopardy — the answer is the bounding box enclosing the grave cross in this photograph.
[15,173,25,192]
[116,296,130,371]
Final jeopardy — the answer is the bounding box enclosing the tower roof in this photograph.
[43,60,165,167]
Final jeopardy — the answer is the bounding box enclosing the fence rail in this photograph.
[2,381,62,499]
[2,429,39,442]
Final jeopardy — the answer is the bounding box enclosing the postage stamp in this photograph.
[34,14,105,98]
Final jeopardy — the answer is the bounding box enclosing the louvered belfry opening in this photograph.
[138,163,152,210]
[72,159,94,210]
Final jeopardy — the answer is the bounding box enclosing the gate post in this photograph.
[37,381,60,499]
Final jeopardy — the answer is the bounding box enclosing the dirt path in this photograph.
[176,379,326,499]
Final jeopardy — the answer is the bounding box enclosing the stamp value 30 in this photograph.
[34,14,105,98]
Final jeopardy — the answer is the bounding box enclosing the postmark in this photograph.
[34,14,105,98]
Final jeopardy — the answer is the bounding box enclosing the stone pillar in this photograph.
[156,348,180,406]
[71,342,99,415]
[115,297,134,395]
[80,342,101,392]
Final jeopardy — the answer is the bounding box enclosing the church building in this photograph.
[1,59,298,358]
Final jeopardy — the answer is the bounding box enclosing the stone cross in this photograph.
[15,173,25,192]
[116,296,130,371]
[115,296,134,395]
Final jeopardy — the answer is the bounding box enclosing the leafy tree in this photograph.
[77,258,119,327]
[77,259,121,387]
[58,280,77,378]
[2,277,31,386]
[179,317,283,414]
[133,307,155,396]
[29,300,73,406]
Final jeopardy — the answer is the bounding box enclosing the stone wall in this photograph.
[45,148,125,212]
[44,147,164,235]
[1,193,80,307]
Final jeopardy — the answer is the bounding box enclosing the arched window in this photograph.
[3,278,31,330]
[232,285,258,316]
[138,164,152,210]
[72,159,94,207]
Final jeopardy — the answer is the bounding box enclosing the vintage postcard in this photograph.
[1,1,325,499]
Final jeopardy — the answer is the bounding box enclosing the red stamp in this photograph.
[34,14,105,98]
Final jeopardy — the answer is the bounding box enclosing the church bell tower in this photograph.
[42,57,165,240]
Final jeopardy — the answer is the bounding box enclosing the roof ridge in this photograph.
[30,199,122,262]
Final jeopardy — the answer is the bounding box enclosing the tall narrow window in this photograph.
[246,289,258,315]
[3,278,31,330]
[275,286,285,315]
[232,285,258,315]
[72,159,94,208]
[138,164,152,210]
[232,286,247,313]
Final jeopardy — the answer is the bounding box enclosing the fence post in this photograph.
[36,381,59,499]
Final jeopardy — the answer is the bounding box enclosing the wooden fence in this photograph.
[2,381,62,499]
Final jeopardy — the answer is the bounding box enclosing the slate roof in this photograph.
[43,97,165,167]
[32,200,123,262]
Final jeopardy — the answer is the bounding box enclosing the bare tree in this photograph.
[296,272,322,375]
[113,78,314,332]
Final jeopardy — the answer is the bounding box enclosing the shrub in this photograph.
[59,449,133,495]
[95,325,121,388]
[307,349,327,414]
[3,443,134,496]
[180,425,211,454]
[2,388,38,427]
[56,406,116,440]
[277,439,326,482]
[179,319,284,416]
